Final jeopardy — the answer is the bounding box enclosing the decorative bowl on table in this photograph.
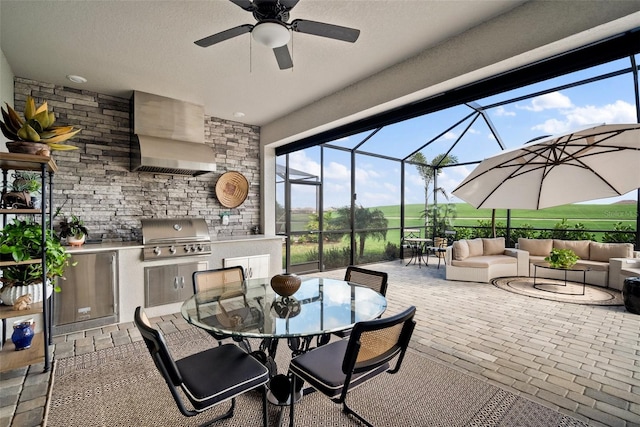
[270,273,301,298]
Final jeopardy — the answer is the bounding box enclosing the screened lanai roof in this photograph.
[276,30,640,169]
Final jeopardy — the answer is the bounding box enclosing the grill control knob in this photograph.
[196,245,203,252]
[183,245,190,253]
[153,247,162,256]
[169,246,176,254]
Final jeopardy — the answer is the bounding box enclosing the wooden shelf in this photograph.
[0,153,57,173]
[0,302,44,320]
[0,332,45,372]
[0,208,44,215]
[0,259,42,267]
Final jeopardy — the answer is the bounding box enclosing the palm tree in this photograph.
[329,205,388,257]
[410,152,458,234]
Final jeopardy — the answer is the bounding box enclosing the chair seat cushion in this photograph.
[176,343,269,411]
[289,340,389,399]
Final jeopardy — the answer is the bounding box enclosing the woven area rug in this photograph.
[45,328,587,427]
[492,276,623,305]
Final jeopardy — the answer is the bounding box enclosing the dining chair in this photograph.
[133,306,270,427]
[193,266,262,350]
[333,266,389,339]
[401,228,421,260]
[288,306,417,427]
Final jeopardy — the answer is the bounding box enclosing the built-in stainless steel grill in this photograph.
[141,218,212,260]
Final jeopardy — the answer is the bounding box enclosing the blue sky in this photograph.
[279,57,638,210]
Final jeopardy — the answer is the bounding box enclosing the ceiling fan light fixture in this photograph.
[252,21,290,48]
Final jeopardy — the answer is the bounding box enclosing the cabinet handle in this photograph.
[180,276,185,289]
[174,276,179,290]
[249,267,253,278]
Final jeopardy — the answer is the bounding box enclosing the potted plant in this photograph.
[544,248,579,269]
[0,95,81,155]
[0,219,72,305]
[1,171,42,209]
[57,214,89,246]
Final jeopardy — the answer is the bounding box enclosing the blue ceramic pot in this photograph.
[11,321,34,351]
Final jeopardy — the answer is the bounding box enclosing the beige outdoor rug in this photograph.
[492,277,624,306]
[45,327,587,426]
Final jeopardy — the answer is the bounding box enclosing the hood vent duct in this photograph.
[130,91,217,176]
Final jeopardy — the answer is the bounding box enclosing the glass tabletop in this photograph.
[181,276,387,339]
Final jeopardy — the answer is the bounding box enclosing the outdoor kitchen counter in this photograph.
[65,241,144,254]
[81,235,285,324]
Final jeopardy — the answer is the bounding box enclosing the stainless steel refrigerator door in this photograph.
[54,251,117,326]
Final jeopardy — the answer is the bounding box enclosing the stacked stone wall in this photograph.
[13,77,260,241]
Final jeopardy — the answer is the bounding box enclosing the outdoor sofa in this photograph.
[444,237,529,283]
[517,238,639,290]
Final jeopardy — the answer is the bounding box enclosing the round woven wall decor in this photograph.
[215,171,249,208]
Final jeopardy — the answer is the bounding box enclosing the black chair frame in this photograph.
[134,307,269,427]
[289,306,416,427]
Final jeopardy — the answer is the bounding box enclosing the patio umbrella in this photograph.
[452,123,640,210]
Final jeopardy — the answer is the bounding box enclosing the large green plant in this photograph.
[544,248,579,269]
[0,219,71,290]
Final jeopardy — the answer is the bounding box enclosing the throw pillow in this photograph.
[453,240,469,260]
[554,239,590,260]
[467,238,484,257]
[482,237,505,255]
[518,238,553,256]
[589,242,633,262]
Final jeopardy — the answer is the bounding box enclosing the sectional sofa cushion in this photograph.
[467,238,484,257]
[589,242,634,262]
[451,255,517,268]
[482,237,505,255]
[453,240,470,261]
[554,239,590,260]
[518,238,552,256]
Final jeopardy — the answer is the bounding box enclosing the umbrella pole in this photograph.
[491,209,496,238]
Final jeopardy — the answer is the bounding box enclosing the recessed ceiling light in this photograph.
[66,75,87,84]
[233,112,245,118]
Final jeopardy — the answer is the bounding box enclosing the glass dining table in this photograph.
[181,276,387,351]
[181,276,387,408]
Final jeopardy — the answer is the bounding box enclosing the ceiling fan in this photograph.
[194,0,360,70]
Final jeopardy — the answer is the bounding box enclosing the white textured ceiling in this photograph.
[0,0,527,126]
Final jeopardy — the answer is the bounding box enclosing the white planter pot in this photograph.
[67,234,86,247]
[0,282,53,306]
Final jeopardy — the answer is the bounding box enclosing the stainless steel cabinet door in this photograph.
[144,261,207,307]
[54,251,117,325]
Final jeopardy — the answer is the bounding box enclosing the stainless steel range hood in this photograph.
[131,91,217,176]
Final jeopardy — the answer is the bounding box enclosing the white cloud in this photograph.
[443,131,457,140]
[494,106,516,116]
[324,161,349,179]
[532,100,635,134]
[518,92,573,111]
[288,151,321,177]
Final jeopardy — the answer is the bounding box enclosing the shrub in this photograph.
[602,222,636,243]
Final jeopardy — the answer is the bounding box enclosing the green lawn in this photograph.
[287,202,637,266]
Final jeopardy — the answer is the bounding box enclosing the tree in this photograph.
[329,205,388,257]
[410,152,458,234]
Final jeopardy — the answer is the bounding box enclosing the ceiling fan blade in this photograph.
[194,24,253,47]
[229,0,254,11]
[291,19,360,43]
[279,0,300,9]
[274,45,293,70]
